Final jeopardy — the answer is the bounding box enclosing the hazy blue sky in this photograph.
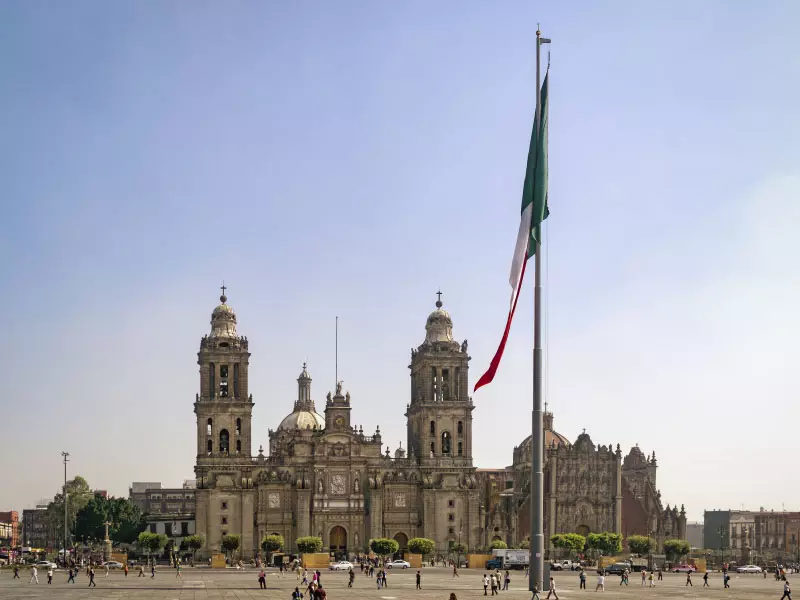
[1,2,798,521]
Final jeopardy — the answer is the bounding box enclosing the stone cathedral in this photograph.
[193,291,685,559]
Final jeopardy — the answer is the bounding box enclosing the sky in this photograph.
[1,2,799,522]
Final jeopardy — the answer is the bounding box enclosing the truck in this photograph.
[487,549,529,570]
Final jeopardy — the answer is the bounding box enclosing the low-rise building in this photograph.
[129,482,196,547]
[0,511,19,549]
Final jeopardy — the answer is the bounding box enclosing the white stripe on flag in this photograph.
[508,202,533,309]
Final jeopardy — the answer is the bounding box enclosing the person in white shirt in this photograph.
[546,576,559,599]
[483,574,490,595]
[29,565,39,584]
[596,573,605,591]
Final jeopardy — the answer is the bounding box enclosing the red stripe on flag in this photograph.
[473,257,528,391]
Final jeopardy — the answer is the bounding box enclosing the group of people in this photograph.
[482,569,511,594]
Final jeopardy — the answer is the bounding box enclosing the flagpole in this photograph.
[530,25,549,596]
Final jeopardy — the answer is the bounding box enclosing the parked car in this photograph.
[387,559,410,569]
[671,564,697,573]
[329,561,353,571]
[35,561,57,570]
[736,565,763,574]
[550,560,573,571]
[102,561,124,569]
[604,563,629,575]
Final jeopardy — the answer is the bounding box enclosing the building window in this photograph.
[449,527,455,535]
[221,502,228,511]
[429,442,435,456]
[207,418,212,435]
[220,380,228,397]
[219,429,230,453]
[220,365,229,378]
[222,530,227,537]
[149,524,157,533]
[207,439,213,455]
[448,513,455,522]
[209,363,215,396]
[236,440,241,454]
[165,523,173,537]
[457,421,463,435]
[430,421,436,435]
[441,431,451,455]
[233,363,240,397]
[236,418,241,436]
[221,517,227,525]
[448,500,455,508]
[457,441,463,456]
[181,522,189,536]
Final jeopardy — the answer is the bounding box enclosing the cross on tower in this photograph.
[436,290,442,303]
[220,282,227,296]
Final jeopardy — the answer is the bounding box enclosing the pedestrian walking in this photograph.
[47,567,53,584]
[491,573,498,595]
[292,587,303,600]
[258,568,266,589]
[703,572,709,587]
[105,564,110,578]
[13,565,20,579]
[315,583,327,600]
[596,573,605,591]
[176,563,182,579]
[349,568,355,588]
[88,567,96,587]
[641,569,647,585]
[484,573,490,595]
[686,571,693,586]
[138,565,145,577]
[151,564,156,578]
[579,569,587,589]
[546,576,559,600]
[68,567,76,583]
[657,569,663,581]
[648,571,655,587]
[780,581,792,600]
[724,573,730,588]
[124,564,128,577]
[416,569,421,589]
[495,569,502,591]
[29,565,39,584]
[504,570,511,590]
[453,564,459,578]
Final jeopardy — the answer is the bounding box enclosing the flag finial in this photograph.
[435,290,443,308]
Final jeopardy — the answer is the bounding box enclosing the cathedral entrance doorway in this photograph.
[393,532,408,551]
[329,526,347,557]
[576,524,590,537]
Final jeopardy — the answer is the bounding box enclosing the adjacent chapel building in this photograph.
[192,291,685,559]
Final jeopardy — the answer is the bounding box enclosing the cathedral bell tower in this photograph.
[194,287,254,460]
[406,293,473,464]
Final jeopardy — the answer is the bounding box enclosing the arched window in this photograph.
[207,439,213,455]
[236,440,242,454]
[441,431,451,455]
[236,418,241,436]
[430,441,435,456]
[207,418,212,435]
[219,429,230,453]
[457,441,463,456]
[457,421,463,435]
[430,421,436,435]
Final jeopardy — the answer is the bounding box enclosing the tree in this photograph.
[262,534,284,562]
[46,476,95,546]
[75,495,146,545]
[407,538,435,557]
[137,532,167,560]
[296,536,323,554]
[586,532,622,556]
[181,535,204,563]
[627,535,653,556]
[517,539,531,550]
[551,533,587,556]
[449,542,467,565]
[490,540,508,550]
[370,538,400,559]
[221,535,240,561]
[663,539,690,562]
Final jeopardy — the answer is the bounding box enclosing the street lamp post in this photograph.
[61,451,69,566]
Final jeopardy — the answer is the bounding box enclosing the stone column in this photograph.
[614,453,623,534]
[296,489,311,542]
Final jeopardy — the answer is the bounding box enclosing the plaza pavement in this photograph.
[0,567,791,600]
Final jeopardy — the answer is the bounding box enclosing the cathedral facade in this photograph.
[192,291,685,559]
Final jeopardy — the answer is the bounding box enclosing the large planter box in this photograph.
[467,554,492,569]
[301,553,331,569]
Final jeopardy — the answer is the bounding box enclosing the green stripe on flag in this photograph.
[525,71,550,258]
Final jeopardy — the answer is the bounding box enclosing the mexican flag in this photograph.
[474,72,549,391]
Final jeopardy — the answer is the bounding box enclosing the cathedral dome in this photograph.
[278,409,325,431]
[425,294,454,343]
